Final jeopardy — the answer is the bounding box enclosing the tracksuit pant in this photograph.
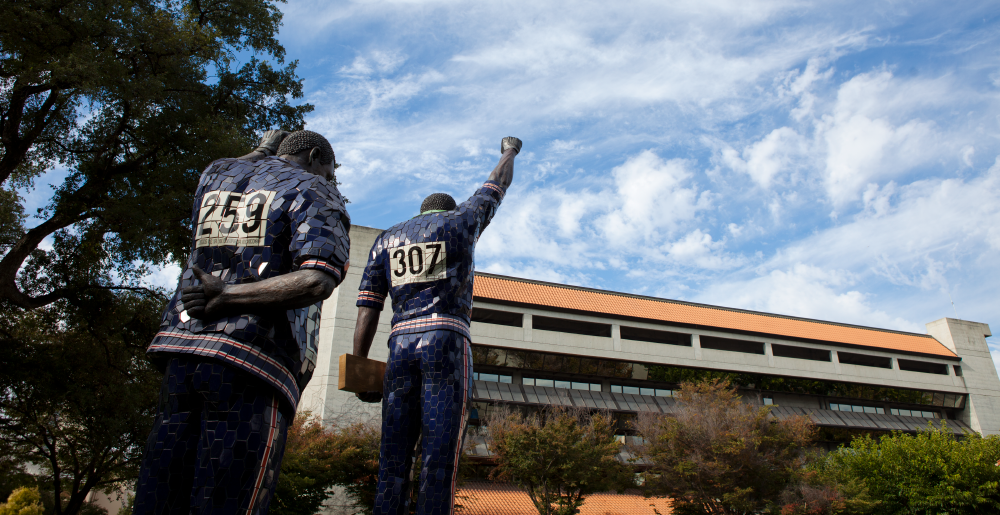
[374,330,472,515]
[133,356,289,515]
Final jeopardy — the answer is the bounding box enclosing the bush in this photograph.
[0,488,44,515]
[486,406,634,515]
[819,424,1000,514]
[632,379,815,515]
[271,414,380,515]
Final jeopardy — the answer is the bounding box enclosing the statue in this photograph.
[351,137,522,515]
[132,130,351,515]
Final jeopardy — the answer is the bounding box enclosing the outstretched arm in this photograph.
[487,136,521,189]
[181,266,338,319]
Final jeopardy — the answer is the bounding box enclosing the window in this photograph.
[611,385,673,397]
[471,308,523,327]
[837,352,891,369]
[897,359,948,375]
[830,403,885,415]
[523,377,600,391]
[699,336,765,355]
[620,326,691,346]
[953,365,963,377]
[771,344,830,362]
[473,372,512,383]
[890,408,940,419]
[763,397,773,405]
[533,316,612,337]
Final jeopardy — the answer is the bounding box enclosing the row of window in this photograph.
[611,385,674,397]
[472,308,956,376]
[523,377,601,391]
[828,403,940,419]
[470,343,965,408]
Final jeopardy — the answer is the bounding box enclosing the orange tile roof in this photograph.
[456,482,668,515]
[472,274,956,359]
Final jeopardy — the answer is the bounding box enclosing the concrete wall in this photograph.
[926,318,1000,435]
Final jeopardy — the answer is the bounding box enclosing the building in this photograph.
[301,225,1000,439]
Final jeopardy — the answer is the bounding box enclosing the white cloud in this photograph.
[599,151,710,247]
[665,230,744,270]
[696,264,922,332]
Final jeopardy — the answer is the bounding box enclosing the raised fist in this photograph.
[501,136,522,155]
[254,129,291,156]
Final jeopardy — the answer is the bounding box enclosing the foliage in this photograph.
[776,467,879,515]
[0,0,311,309]
[818,425,1000,515]
[631,379,815,515]
[0,488,45,515]
[271,415,380,515]
[485,406,634,515]
[0,290,164,515]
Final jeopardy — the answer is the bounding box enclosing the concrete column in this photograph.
[833,350,843,375]
[926,318,1000,435]
[765,342,775,367]
[891,357,902,380]
[612,324,622,352]
[523,314,532,342]
[693,334,703,360]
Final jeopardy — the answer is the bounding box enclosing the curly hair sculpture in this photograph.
[420,193,457,213]
[276,130,335,165]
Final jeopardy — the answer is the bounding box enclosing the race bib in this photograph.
[195,190,277,248]
[389,242,448,286]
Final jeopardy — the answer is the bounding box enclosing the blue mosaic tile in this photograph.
[147,156,351,412]
[133,357,289,515]
[359,179,506,515]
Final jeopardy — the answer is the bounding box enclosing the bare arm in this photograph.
[488,136,521,189]
[352,306,382,358]
[181,266,338,319]
[352,306,383,403]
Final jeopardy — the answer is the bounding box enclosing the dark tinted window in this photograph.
[897,359,948,375]
[699,336,764,355]
[771,344,830,362]
[620,326,691,346]
[533,316,611,337]
[953,365,963,377]
[837,352,891,369]
[471,308,523,327]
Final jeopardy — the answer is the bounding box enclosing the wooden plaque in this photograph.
[339,354,387,393]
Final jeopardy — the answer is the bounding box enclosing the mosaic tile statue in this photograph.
[133,130,351,515]
[352,136,522,515]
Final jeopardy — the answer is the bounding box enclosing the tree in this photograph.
[0,290,164,515]
[631,379,815,515]
[271,415,380,515]
[818,424,1000,514]
[485,407,634,515]
[0,0,311,309]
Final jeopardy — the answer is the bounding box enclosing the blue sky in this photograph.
[99,2,1000,364]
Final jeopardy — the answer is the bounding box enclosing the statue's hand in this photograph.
[180,266,227,320]
[254,129,291,156]
[356,391,383,403]
[501,136,522,155]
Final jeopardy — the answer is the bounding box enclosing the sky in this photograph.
[28,1,1000,366]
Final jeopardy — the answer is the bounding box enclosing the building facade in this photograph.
[301,225,1000,437]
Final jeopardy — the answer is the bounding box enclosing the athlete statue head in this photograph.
[420,193,456,214]
[277,130,336,181]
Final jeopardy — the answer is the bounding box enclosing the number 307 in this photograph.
[389,242,447,286]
